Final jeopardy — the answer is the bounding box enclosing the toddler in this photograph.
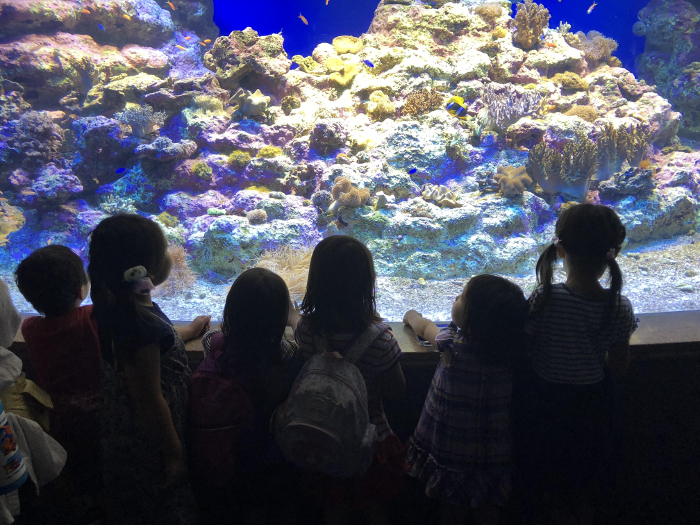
[404,275,528,525]
[88,214,209,525]
[15,245,102,498]
[294,235,407,523]
[519,203,636,524]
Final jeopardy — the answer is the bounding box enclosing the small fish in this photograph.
[199,42,207,46]
[167,1,176,10]
[115,168,127,174]
[81,9,91,14]
[545,42,556,48]
[299,13,308,25]
[203,39,211,43]
[547,105,556,110]
[326,0,330,4]
[587,1,597,14]
[122,14,131,20]
[47,239,52,245]
[363,59,375,68]
[445,100,469,119]
[184,36,191,40]
[98,23,105,30]
[408,168,418,174]
[337,213,348,227]
[175,45,187,50]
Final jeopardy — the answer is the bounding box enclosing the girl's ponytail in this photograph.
[606,251,623,316]
[534,242,558,312]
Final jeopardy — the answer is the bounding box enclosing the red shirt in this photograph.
[22,305,102,395]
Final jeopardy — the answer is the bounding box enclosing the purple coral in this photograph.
[310,119,348,155]
[5,111,64,168]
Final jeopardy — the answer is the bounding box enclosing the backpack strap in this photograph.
[343,324,384,365]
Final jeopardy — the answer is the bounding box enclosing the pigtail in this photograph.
[603,252,624,325]
[534,243,558,313]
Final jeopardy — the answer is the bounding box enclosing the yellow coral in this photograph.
[257,146,284,158]
[324,57,345,72]
[550,72,589,91]
[491,26,508,39]
[365,90,395,121]
[0,197,25,246]
[329,62,359,88]
[564,105,598,123]
[332,36,363,54]
[475,3,504,20]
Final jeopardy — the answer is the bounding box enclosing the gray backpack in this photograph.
[272,324,384,478]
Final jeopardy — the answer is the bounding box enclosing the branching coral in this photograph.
[514,0,551,50]
[494,165,533,198]
[156,245,197,298]
[6,111,65,168]
[328,177,370,213]
[255,244,313,298]
[573,31,618,64]
[401,88,444,117]
[595,121,652,179]
[114,105,166,139]
[527,132,598,202]
[421,184,462,208]
[247,209,268,224]
[617,123,652,167]
[564,105,598,123]
[482,82,543,131]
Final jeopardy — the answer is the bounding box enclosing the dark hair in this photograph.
[15,245,88,317]
[88,214,169,363]
[221,268,290,368]
[535,203,626,316]
[301,236,381,334]
[460,275,528,366]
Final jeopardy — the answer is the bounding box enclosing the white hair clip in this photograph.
[124,266,148,282]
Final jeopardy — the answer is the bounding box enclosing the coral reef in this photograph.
[281,96,301,115]
[494,166,533,198]
[421,184,462,208]
[310,120,348,155]
[332,36,363,55]
[156,245,197,298]
[311,190,333,212]
[4,111,64,169]
[114,105,166,139]
[230,88,271,117]
[0,196,25,246]
[401,88,444,117]
[474,3,504,21]
[255,245,313,298]
[30,165,83,204]
[550,72,589,92]
[328,177,370,213]
[482,83,543,131]
[0,83,30,125]
[100,195,137,215]
[246,209,268,224]
[257,146,284,158]
[598,167,655,197]
[527,132,598,202]
[135,137,197,161]
[564,105,598,123]
[328,62,359,89]
[203,28,291,90]
[514,0,551,50]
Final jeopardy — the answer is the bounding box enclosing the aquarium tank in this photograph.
[1,0,699,322]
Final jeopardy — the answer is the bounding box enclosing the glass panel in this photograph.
[1,0,698,321]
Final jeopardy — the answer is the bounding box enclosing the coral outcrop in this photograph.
[328,177,370,213]
[3,112,64,169]
[482,83,543,132]
[494,166,533,198]
[401,88,444,117]
[514,0,551,50]
[421,184,462,208]
[114,105,166,139]
[230,88,271,117]
[135,137,197,161]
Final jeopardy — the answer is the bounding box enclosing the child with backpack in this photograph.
[283,235,407,523]
[403,275,529,525]
[88,214,210,525]
[518,204,636,524]
[188,267,305,523]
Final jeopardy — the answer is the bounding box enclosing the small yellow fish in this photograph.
[184,36,191,40]
[122,14,131,20]
[299,13,308,25]
[326,0,329,4]
[545,42,556,48]
[175,45,187,50]
[81,9,90,14]
[547,105,556,110]
[199,42,207,46]
[204,39,211,43]
[587,1,597,14]
[47,239,52,245]
[167,1,176,10]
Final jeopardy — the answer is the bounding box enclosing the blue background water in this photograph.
[215,0,649,73]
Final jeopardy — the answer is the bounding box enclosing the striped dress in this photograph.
[526,284,636,385]
[407,323,514,508]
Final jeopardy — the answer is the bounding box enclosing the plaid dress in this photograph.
[406,323,514,508]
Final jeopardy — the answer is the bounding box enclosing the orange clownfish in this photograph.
[122,14,132,20]
[81,9,90,14]
[175,45,187,50]
[167,1,176,10]
[299,13,308,25]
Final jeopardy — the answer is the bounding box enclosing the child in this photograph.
[88,214,210,525]
[15,246,102,488]
[294,235,407,523]
[519,203,636,524]
[403,275,529,525]
[189,267,304,523]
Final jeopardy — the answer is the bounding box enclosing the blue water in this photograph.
[216,0,649,72]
